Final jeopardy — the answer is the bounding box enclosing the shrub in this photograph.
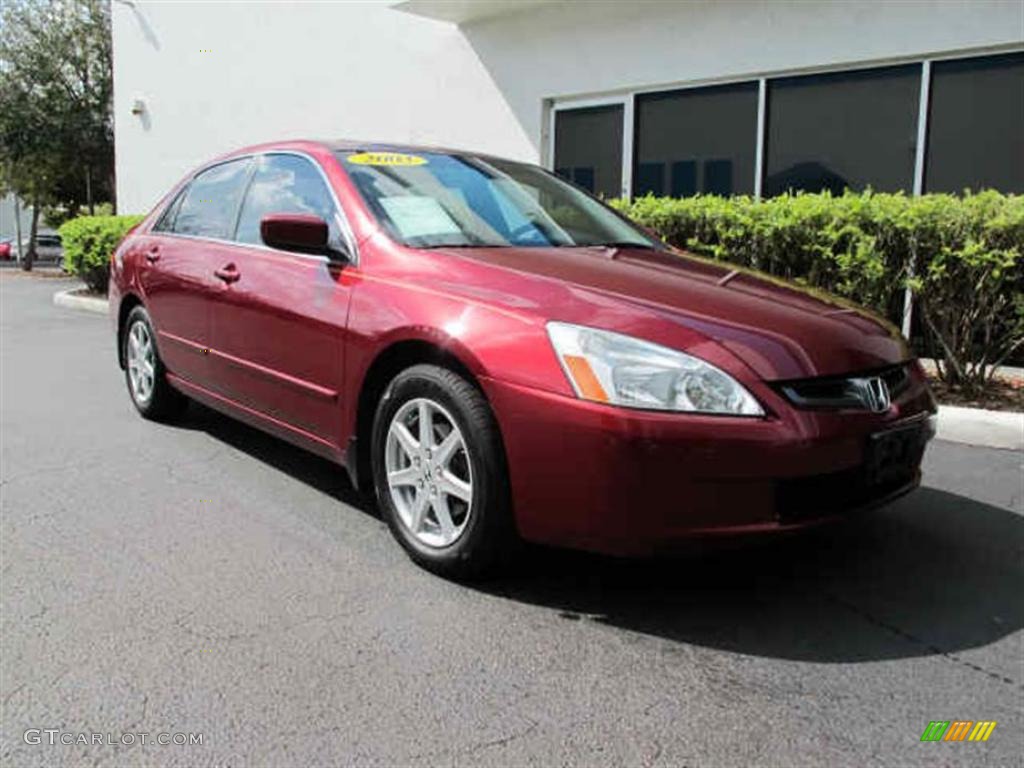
[612,191,1023,393]
[611,192,909,318]
[907,192,1024,391]
[58,214,144,293]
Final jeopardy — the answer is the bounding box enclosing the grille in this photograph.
[776,364,911,411]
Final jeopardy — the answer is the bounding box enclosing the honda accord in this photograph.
[109,141,936,577]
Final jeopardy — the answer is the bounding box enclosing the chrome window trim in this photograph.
[156,148,360,266]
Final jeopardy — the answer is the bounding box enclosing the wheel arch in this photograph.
[116,292,145,369]
[348,337,496,492]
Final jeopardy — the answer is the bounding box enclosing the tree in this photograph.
[0,0,114,270]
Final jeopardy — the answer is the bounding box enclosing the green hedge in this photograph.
[612,191,1024,391]
[58,214,144,293]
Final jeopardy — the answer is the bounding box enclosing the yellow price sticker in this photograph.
[344,151,423,166]
[347,152,427,167]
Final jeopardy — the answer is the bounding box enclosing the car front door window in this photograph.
[234,154,341,250]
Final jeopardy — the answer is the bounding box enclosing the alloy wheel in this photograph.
[126,320,156,406]
[384,397,474,548]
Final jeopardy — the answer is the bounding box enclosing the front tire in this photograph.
[371,364,513,579]
[123,305,186,421]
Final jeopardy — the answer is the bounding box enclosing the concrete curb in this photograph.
[53,287,108,315]
[937,405,1023,451]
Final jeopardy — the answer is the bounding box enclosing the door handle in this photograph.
[214,264,240,283]
[145,247,160,263]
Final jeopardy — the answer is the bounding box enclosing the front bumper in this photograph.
[481,368,935,555]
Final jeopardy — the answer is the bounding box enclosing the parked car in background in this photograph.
[0,235,61,263]
[109,140,937,578]
[35,233,63,262]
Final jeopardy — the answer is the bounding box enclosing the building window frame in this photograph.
[544,43,1023,203]
[546,94,634,199]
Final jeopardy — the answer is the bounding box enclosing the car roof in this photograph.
[322,139,487,156]
[218,138,523,167]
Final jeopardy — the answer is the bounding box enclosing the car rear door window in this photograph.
[172,158,252,239]
[234,154,339,246]
[153,188,186,233]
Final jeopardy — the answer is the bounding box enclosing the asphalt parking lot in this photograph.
[1,274,1022,767]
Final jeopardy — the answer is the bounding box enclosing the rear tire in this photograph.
[123,305,186,421]
[371,364,514,579]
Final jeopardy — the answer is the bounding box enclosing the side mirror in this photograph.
[260,213,348,262]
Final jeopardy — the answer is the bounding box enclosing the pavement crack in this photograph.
[465,718,539,755]
[826,592,1020,688]
[406,718,540,762]
[2,682,26,709]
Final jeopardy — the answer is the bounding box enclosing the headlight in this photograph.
[546,322,764,416]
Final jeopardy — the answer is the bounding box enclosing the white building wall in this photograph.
[112,0,533,213]
[460,0,1023,164]
[113,0,1023,213]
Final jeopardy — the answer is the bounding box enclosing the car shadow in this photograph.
[481,487,1024,665]
[171,402,1022,666]
[171,401,376,516]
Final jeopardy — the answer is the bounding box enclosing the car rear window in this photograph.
[172,158,252,239]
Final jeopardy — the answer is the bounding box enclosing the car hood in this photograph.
[437,245,910,381]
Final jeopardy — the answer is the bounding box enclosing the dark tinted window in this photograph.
[554,105,623,198]
[765,65,920,196]
[173,159,251,238]
[153,189,185,233]
[235,154,339,246]
[634,82,758,197]
[926,53,1024,193]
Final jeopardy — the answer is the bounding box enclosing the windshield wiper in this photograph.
[432,244,507,249]
[583,241,660,250]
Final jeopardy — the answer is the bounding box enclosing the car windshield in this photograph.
[338,150,661,250]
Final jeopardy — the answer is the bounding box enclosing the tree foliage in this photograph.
[0,0,114,261]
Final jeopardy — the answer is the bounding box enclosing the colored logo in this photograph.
[920,721,997,742]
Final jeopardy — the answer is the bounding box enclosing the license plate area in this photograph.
[865,422,925,487]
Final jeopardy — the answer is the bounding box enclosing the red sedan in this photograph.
[109,141,936,577]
